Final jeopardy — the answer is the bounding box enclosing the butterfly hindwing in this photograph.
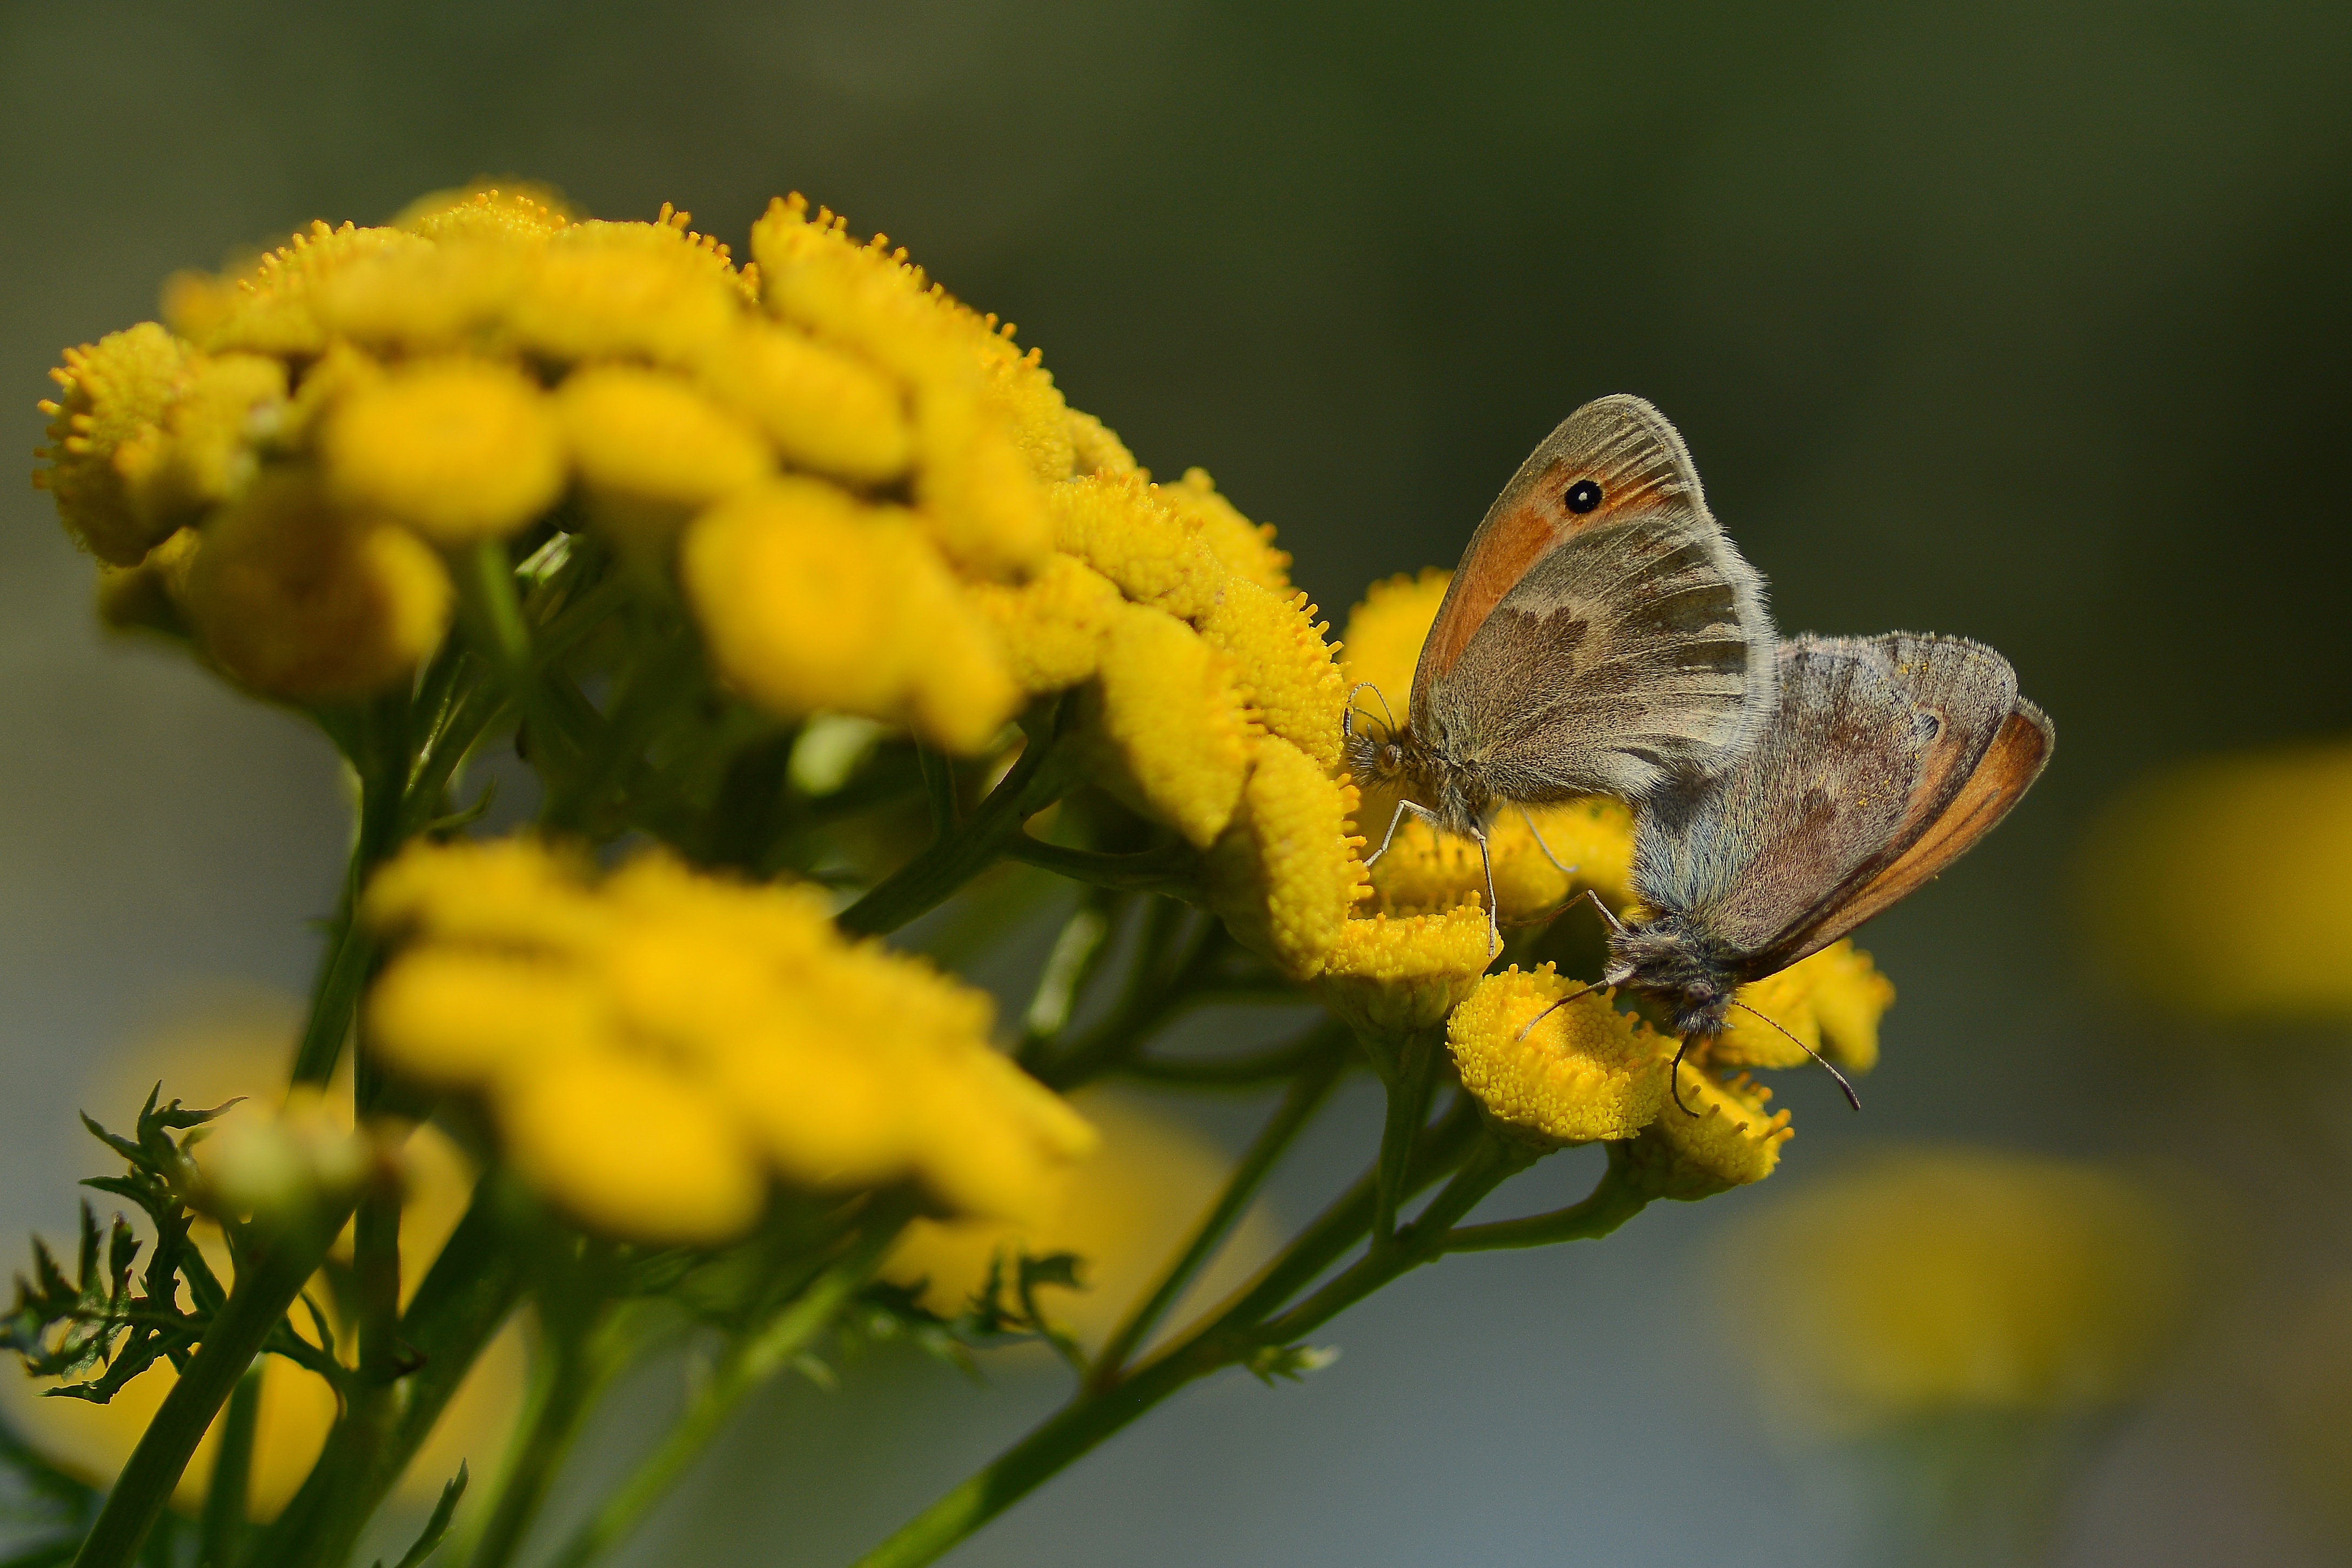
[1411,396,1777,801]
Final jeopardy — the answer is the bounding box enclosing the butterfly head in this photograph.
[1604,910,1739,1041]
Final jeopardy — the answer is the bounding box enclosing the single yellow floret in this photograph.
[912,383,1054,580]
[2081,739,2352,1020]
[35,322,197,565]
[183,472,452,701]
[1714,940,1894,1072]
[1448,968,1670,1144]
[1089,603,1253,848]
[1204,736,1369,980]
[507,218,745,366]
[681,478,1020,753]
[1626,1061,1791,1198]
[1163,468,1291,592]
[1720,1148,2187,1436]
[1315,906,1492,1035]
[696,320,913,485]
[555,364,771,546]
[1046,471,1227,622]
[968,551,1127,694]
[494,1051,768,1246]
[1198,580,1349,773]
[321,358,567,544]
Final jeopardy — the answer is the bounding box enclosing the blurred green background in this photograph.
[4,2,2348,1563]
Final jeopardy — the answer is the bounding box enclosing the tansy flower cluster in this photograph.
[360,835,1096,1245]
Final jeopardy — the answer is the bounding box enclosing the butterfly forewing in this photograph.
[1411,395,1777,801]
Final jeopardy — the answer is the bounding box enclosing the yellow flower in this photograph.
[126,353,289,533]
[882,1090,1279,1350]
[34,322,197,565]
[1198,580,1349,774]
[312,238,535,356]
[695,320,913,485]
[1625,1061,1792,1198]
[95,525,202,635]
[555,364,772,547]
[393,183,573,243]
[1446,968,1671,1144]
[1046,472,1227,622]
[1718,1148,2188,1437]
[165,220,420,357]
[183,472,453,701]
[910,381,1054,580]
[749,196,967,385]
[1162,468,1292,593]
[1712,940,1895,1073]
[1067,410,1140,478]
[977,336,1077,483]
[362,837,1094,1241]
[1088,603,1254,848]
[680,478,1020,754]
[1340,567,1452,715]
[0,1001,521,1518]
[1203,738,1369,980]
[506,215,747,366]
[967,551,1128,694]
[1315,906,1492,1035]
[2080,739,2352,1021]
[321,358,567,544]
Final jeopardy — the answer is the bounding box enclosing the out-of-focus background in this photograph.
[4,3,2348,1563]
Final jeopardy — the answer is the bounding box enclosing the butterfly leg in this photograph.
[1515,803,1581,880]
[1512,982,1601,1043]
[1361,798,1441,870]
[1473,823,1500,957]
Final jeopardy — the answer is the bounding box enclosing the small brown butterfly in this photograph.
[1545,631,2054,1107]
[1345,394,1778,947]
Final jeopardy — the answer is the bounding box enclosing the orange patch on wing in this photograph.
[1415,498,1558,690]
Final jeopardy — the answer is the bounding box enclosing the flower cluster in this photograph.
[361,835,1096,1244]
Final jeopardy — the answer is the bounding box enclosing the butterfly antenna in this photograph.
[1513,982,1601,1043]
[1729,999,1862,1111]
[1344,681,1397,743]
[1515,803,1581,880]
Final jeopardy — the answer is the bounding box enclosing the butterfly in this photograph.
[1549,631,2053,1105]
[1345,394,1778,949]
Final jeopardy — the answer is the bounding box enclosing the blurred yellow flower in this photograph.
[1718,1148,2188,1437]
[321,358,567,545]
[1338,567,1451,713]
[506,213,747,366]
[1203,738,1370,981]
[362,837,1095,1243]
[165,220,418,358]
[1627,1061,1791,1198]
[1087,603,1254,848]
[1712,940,1895,1074]
[694,320,912,485]
[183,472,453,701]
[1314,906,1491,1035]
[394,183,573,243]
[2080,739,2352,1021]
[555,364,772,546]
[882,1091,1279,1351]
[909,382,1054,580]
[1446,968,1670,1144]
[681,478,1019,755]
[35,322,199,565]
[95,525,202,635]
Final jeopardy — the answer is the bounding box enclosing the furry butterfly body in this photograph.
[1348,396,1778,936]
[1604,631,2054,1041]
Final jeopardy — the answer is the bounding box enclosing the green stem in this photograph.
[1441,1145,1648,1252]
[196,1366,261,1568]
[1087,1037,1347,1392]
[1369,1026,1443,1248]
[460,1320,602,1568]
[1002,838,1200,897]
[916,745,959,838]
[70,1209,356,1568]
[836,718,1071,937]
[540,1208,913,1568]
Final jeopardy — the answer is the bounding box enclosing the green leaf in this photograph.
[373,1462,468,1568]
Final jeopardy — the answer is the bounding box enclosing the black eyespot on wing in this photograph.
[1565,478,1603,514]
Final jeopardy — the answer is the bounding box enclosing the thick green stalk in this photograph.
[196,1367,262,1567]
[460,1322,604,1568]
[1369,1026,1444,1247]
[1087,1040,1347,1391]
[70,1209,356,1568]
[1441,1147,1648,1253]
[540,1209,914,1568]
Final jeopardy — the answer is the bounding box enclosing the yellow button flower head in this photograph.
[1068,410,1140,478]
[1712,939,1895,1073]
[1204,738,1370,980]
[1162,468,1292,593]
[183,472,453,701]
[1719,1148,2188,1437]
[1198,580,1349,774]
[968,551,1129,694]
[312,239,535,357]
[1047,472,1228,622]
[681,478,1019,754]
[555,364,772,548]
[2081,739,2352,1021]
[507,212,747,367]
[127,353,290,534]
[321,358,568,545]
[34,322,198,565]
[362,836,1095,1245]
[1089,602,1254,848]
[977,334,1077,483]
[166,220,421,357]
[393,183,573,243]
[1447,968,1671,1144]
[910,380,1054,580]
[1625,1060,1792,1198]
[695,320,913,485]
[1316,906,1492,1035]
